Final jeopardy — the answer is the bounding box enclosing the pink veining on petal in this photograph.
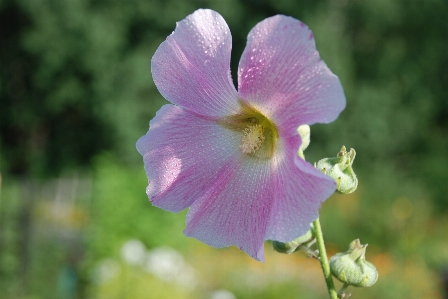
[152,9,240,118]
[185,156,273,261]
[238,15,346,136]
[137,104,241,212]
[265,133,336,242]
[138,9,346,261]
[145,154,182,196]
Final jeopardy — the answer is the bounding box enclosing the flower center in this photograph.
[240,124,265,154]
[218,101,278,159]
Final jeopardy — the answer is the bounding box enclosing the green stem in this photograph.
[338,283,350,298]
[313,218,338,299]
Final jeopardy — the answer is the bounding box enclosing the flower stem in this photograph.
[338,283,350,298]
[313,218,338,299]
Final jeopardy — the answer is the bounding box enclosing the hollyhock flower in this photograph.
[137,9,346,261]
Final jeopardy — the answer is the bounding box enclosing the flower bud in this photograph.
[297,125,310,159]
[315,146,358,194]
[273,225,315,254]
[329,239,378,287]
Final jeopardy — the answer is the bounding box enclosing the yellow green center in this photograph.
[218,101,278,159]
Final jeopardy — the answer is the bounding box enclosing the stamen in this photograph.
[240,124,265,154]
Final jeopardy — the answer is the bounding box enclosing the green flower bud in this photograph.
[329,239,378,287]
[297,125,310,159]
[315,146,358,194]
[273,225,315,254]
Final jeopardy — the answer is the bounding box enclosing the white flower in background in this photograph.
[175,264,196,289]
[96,258,120,284]
[121,239,146,266]
[145,246,197,289]
[211,289,237,299]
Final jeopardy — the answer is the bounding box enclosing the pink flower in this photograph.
[137,9,346,261]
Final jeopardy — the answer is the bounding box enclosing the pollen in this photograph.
[240,124,265,154]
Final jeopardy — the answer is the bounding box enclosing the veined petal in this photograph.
[152,9,240,117]
[140,10,347,262]
[136,105,241,212]
[183,132,335,261]
[184,156,273,261]
[266,134,336,242]
[238,15,346,135]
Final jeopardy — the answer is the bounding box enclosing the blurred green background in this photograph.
[1,0,448,298]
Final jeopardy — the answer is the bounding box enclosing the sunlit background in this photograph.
[1,0,448,298]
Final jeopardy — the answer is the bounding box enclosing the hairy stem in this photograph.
[313,218,338,299]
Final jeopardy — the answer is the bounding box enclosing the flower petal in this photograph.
[152,9,240,117]
[238,15,346,135]
[184,156,273,261]
[265,133,337,242]
[136,104,241,212]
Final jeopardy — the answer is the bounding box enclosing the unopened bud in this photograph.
[297,125,310,159]
[329,239,378,287]
[273,225,315,254]
[316,146,358,194]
